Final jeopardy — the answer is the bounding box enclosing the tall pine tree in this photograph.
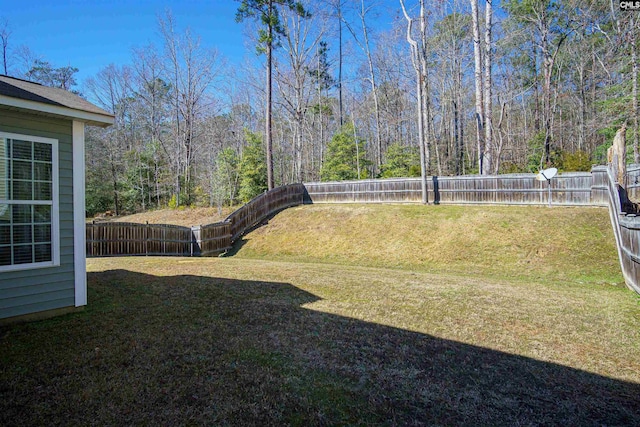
[235,0,309,190]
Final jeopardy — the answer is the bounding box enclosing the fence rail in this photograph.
[304,172,597,206]
[86,184,305,258]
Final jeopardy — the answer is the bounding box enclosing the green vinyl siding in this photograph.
[0,108,76,319]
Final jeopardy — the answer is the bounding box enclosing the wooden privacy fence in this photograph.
[226,183,306,241]
[86,222,195,257]
[86,184,305,258]
[303,172,598,206]
[86,172,639,293]
[592,166,640,293]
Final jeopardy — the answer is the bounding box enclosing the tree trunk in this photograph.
[540,8,553,166]
[400,0,428,204]
[579,65,586,151]
[419,1,432,176]
[359,0,383,171]
[460,105,465,173]
[266,3,275,190]
[338,1,344,127]
[632,16,639,163]
[483,0,493,175]
[533,41,540,132]
[470,0,484,174]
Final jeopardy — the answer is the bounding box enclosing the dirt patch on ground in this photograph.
[94,206,236,227]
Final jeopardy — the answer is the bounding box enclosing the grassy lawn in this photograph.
[2,205,640,425]
[235,204,622,286]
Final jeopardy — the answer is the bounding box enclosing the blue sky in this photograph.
[2,0,249,82]
[3,0,408,86]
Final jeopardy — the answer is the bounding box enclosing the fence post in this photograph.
[91,220,96,257]
[191,225,202,257]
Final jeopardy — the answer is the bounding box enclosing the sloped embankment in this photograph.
[233,204,622,285]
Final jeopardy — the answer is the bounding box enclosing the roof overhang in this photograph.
[0,94,114,128]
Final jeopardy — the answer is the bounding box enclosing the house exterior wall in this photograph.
[0,108,76,319]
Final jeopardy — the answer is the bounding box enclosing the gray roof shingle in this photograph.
[0,75,113,126]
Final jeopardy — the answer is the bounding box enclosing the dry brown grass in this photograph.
[235,204,621,285]
[2,256,639,425]
[2,204,637,425]
[97,206,236,227]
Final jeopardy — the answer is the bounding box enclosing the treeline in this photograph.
[2,2,637,216]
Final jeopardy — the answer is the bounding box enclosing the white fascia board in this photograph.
[0,94,114,127]
[72,121,87,307]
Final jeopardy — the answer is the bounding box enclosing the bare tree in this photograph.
[159,13,221,204]
[85,64,134,215]
[329,0,345,127]
[343,0,384,170]
[470,0,485,173]
[11,45,39,79]
[274,6,323,182]
[504,0,573,166]
[0,18,10,75]
[400,0,429,203]
[484,0,494,173]
[631,16,639,163]
[132,45,171,207]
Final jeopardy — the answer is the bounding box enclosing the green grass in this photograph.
[1,204,639,425]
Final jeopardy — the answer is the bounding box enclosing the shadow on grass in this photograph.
[2,269,639,425]
[224,209,284,257]
[224,235,248,257]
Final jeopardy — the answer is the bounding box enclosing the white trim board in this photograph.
[72,121,87,307]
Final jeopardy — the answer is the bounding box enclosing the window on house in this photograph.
[0,132,59,271]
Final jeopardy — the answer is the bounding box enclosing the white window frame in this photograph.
[0,131,60,272]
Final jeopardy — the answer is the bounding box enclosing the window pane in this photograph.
[0,203,8,222]
[34,182,52,200]
[13,225,32,244]
[12,160,32,180]
[12,140,32,160]
[0,225,9,245]
[12,204,32,223]
[33,142,52,162]
[34,243,51,262]
[34,205,51,223]
[12,181,32,200]
[0,246,10,265]
[13,245,33,264]
[34,162,52,181]
[34,224,51,243]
